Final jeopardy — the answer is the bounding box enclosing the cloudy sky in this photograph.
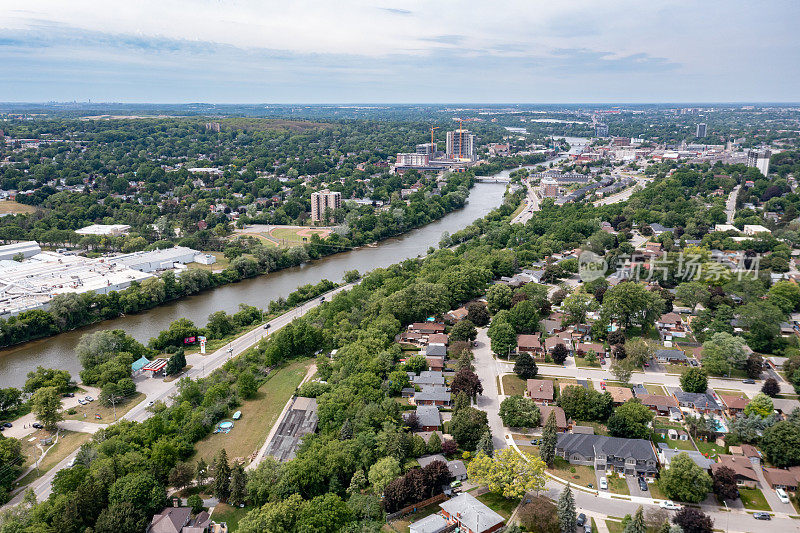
[1,1,798,103]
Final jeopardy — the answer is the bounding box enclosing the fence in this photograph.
[385,492,449,521]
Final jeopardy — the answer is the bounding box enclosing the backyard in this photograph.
[210,502,250,531]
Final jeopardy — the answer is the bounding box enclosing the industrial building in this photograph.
[0,241,41,261]
[310,189,342,222]
[110,247,204,273]
[446,129,476,161]
[75,224,131,236]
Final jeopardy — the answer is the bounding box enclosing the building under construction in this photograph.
[446,128,476,161]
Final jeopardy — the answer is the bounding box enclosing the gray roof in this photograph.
[655,348,687,361]
[771,398,800,414]
[409,513,449,533]
[658,446,715,470]
[673,391,721,411]
[414,406,442,428]
[417,454,448,468]
[425,344,448,357]
[650,223,675,233]
[447,459,467,478]
[412,371,446,386]
[415,387,451,403]
[439,493,504,532]
[556,433,657,463]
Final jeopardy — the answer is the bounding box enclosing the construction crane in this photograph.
[429,126,439,147]
[453,118,477,160]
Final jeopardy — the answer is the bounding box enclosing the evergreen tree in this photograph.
[540,410,558,467]
[195,458,208,487]
[212,450,231,502]
[623,506,646,533]
[477,431,494,456]
[454,391,470,413]
[557,484,576,533]
[229,462,247,506]
[427,432,442,454]
[340,419,353,440]
[347,469,368,496]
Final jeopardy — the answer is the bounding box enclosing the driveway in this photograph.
[626,475,648,498]
[753,466,796,514]
[473,327,508,451]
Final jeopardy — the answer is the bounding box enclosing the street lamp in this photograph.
[722,500,729,533]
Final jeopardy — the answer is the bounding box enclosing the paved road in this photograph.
[473,328,507,451]
[2,283,353,510]
[726,185,741,223]
[3,386,102,440]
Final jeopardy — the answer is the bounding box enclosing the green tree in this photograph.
[488,322,517,357]
[768,280,800,313]
[367,456,401,495]
[165,350,186,376]
[427,431,442,454]
[623,506,647,533]
[31,386,63,430]
[450,319,478,342]
[229,462,247,506]
[23,366,72,394]
[450,406,489,451]
[701,332,748,370]
[680,367,708,393]
[675,281,709,312]
[658,452,713,503]
[607,400,654,439]
[466,448,545,499]
[487,284,513,313]
[561,292,598,325]
[601,282,665,330]
[467,302,490,326]
[499,396,541,428]
[743,393,774,418]
[557,484,576,533]
[540,410,558,467]
[760,421,800,467]
[517,496,560,533]
[94,502,148,533]
[514,352,539,379]
[477,431,494,456]
[625,338,654,368]
[237,371,258,399]
[213,449,231,502]
[611,361,633,384]
[195,458,208,487]
[187,494,205,514]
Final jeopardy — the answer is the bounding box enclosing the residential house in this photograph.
[409,514,449,533]
[637,394,679,416]
[673,390,722,414]
[517,334,543,356]
[418,454,468,481]
[544,336,566,354]
[416,386,452,407]
[411,371,445,387]
[605,386,634,406]
[772,398,800,419]
[574,342,606,358]
[425,343,448,357]
[655,348,688,365]
[763,468,799,491]
[539,405,569,432]
[556,434,659,476]
[657,445,715,471]
[731,444,761,466]
[711,455,758,488]
[408,406,442,431]
[656,312,687,339]
[445,307,469,324]
[649,223,676,235]
[426,356,445,372]
[411,322,446,335]
[526,379,555,404]
[719,395,750,417]
[428,334,449,346]
[439,493,505,533]
[147,507,212,533]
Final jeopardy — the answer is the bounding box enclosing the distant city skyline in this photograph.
[1,1,798,103]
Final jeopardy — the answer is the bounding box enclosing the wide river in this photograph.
[0,181,512,387]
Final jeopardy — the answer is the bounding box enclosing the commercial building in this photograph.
[0,241,41,261]
[696,123,707,137]
[446,129,476,161]
[75,224,131,236]
[310,189,342,222]
[396,153,430,167]
[111,247,203,273]
[416,142,437,156]
[595,123,609,137]
[540,177,559,198]
[747,149,771,176]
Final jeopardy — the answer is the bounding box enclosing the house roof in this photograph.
[556,433,657,463]
[719,394,750,410]
[658,446,715,470]
[605,386,634,403]
[448,459,467,478]
[425,343,447,357]
[674,391,721,411]
[447,308,469,321]
[414,406,442,428]
[517,334,541,349]
[658,312,682,324]
[428,334,449,345]
[416,387,451,403]
[409,513,449,533]
[544,337,565,350]
[426,356,445,368]
[417,454,448,468]
[575,342,605,354]
[439,493,505,533]
[763,468,799,488]
[655,348,687,361]
[740,444,761,459]
[412,371,445,386]
[637,394,679,409]
[772,398,800,414]
[527,379,555,401]
[539,405,567,429]
[149,507,191,533]
[411,322,446,333]
[712,455,758,481]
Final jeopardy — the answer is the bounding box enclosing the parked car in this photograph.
[599,477,608,490]
[0,426,4,432]
[84,396,94,402]
[32,423,43,429]
[63,392,75,398]
[753,512,771,520]
[743,379,755,384]
[659,501,682,511]
[77,399,86,405]
[2,422,11,428]
[576,513,587,527]
[584,525,592,533]
[638,478,648,491]
[776,488,790,504]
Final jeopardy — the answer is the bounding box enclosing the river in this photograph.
[0,181,511,387]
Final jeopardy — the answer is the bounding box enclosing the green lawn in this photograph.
[502,374,526,396]
[575,356,601,368]
[644,384,666,395]
[606,520,624,533]
[211,503,250,531]
[607,474,630,496]
[476,492,519,519]
[548,457,596,488]
[17,430,91,486]
[738,488,771,511]
[694,438,726,458]
[64,392,145,421]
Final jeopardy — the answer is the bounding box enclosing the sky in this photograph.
[0,1,798,103]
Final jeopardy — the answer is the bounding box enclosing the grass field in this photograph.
[502,374,526,396]
[0,200,37,214]
[644,384,666,395]
[192,359,311,463]
[210,502,251,531]
[548,457,595,488]
[64,392,145,421]
[739,487,770,510]
[476,492,519,519]
[270,226,332,246]
[607,474,630,495]
[188,251,230,271]
[18,430,91,486]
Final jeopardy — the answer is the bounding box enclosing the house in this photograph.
[605,386,634,406]
[637,394,679,416]
[656,312,687,339]
[544,336,566,354]
[418,455,469,481]
[445,307,469,324]
[428,334,449,346]
[719,394,750,416]
[655,348,688,364]
[763,468,799,491]
[574,342,606,358]
[539,405,569,432]
[409,406,442,431]
[439,493,505,533]
[517,334,543,355]
[410,322,446,335]
[711,455,758,488]
[772,398,800,419]
[526,379,555,404]
[425,343,448,357]
[731,444,761,466]
[556,434,659,476]
[415,386,452,407]
[147,507,212,533]
[673,390,722,414]
[409,514,449,533]
[649,223,676,235]
[657,445,715,471]
[411,371,445,387]
[426,356,445,372]
[401,387,416,398]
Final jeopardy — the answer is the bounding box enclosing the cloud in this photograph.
[379,7,412,15]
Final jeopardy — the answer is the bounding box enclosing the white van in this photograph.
[599,476,608,490]
[776,488,790,504]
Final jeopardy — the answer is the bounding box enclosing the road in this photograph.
[726,185,741,223]
[593,174,650,206]
[473,328,507,450]
[2,283,354,509]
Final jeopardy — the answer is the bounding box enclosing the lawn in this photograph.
[270,226,332,246]
[193,359,311,464]
[606,520,624,533]
[548,457,596,488]
[384,502,442,533]
[0,200,37,214]
[476,492,519,519]
[738,488,770,511]
[574,421,609,436]
[694,437,725,458]
[575,356,601,369]
[502,374,526,396]
[17,430,91,486]
[64,392,145,422]
[644,384,666,395]
[607,474,630,496]
[647,481,666,500]
[188,251,230,271]
[211,502,250,531]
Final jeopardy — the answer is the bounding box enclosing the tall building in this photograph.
[540,177,559,198]
[747,149,771,177]
[595,123,609,137]
[446,129,476,161]
[416,143,436,156]
[396,153,429,167]
[310,189,342,222]
[696,123,707,137]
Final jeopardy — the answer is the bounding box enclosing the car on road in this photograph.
[63,392,75,398]
[743,379,755,384]
[319,296,325,302]
[32,423,43,429]
[638,478,648,491]
[576,513,586,526]
[776,488,790,504]
[753,512,771,520]
[147,401,155,407]
[84,396,94,402]
[599,477,608,490]
[529,439,540,445]
[659,501,681,511]
[226,347,233,353]
[2,422,11,428]
[263,323,270,329]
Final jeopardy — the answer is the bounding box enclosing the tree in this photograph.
[499,396,541,428]
[540,410,558,467]
[422,460,452,497]
[195,458,208,487]
[508,300,540,333]
[450,320,478,342]
[109,472,166,517]
[514,352,539,379]
[346,469,368,497]
[450,406,489,451]
[165,350,186,376]
[557,386,613,422]
[168,462,194,491]
[229,462,247,506]
[601,282,665,330]
[441,439,458,455]
[745,352,764,379]
[680,367,708,393]
[0,387,22,417]
[611,361,633,384]
[768,280,800,313]
[701,332,748,371]
[31,386,63,430]
[760,421,800,467]
[658,453,712,503]
[427,431,442,454]
[623,506,647,533]
[487,284,513,313]
[94,502,148,533]
[237,371,258,399]
[561,292,598,325]
[762,377,780,397]
[451,368,483,402]
[518,496,560,533]
[212,449,231,502]
[466,448,546,499]
[24,366,72,394]
[368,456,401,495]
[673,507,713,533]
[608,400,654,439]
[675,281,709,312]
[477,431,494,456]
[625,338,654,367]
[488,322,517,357]
[739,301,785,353]
[711,465,739,501]
[743,393,773,418]
[557,484,576,533]
[467,302,490,326]
[551,343,569,365]
[187,494,204,514]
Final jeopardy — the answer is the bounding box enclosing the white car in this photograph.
[776,488,790,504]
[599,476,608,490]
[660,501,682,511]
